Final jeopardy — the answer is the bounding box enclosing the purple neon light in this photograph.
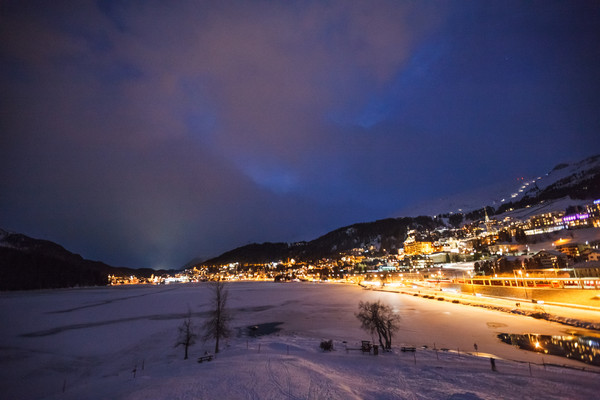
[562,213,589,222]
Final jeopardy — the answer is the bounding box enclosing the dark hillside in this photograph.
[0,230,172,290]
[202,216,445,266]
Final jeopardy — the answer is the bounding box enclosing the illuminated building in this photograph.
[533,250,568,268]
[562,213,591,228]
[403,234,434,256]
[587,200,600,227]
[587,250,600,262]
[524,211,565,235]
[556,243,582,258]
[488,242,526,255]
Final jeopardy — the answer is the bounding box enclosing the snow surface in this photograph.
[1,282,599,399]
[525,226,600,254]
[490,196,592,225]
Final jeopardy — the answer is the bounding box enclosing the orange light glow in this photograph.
[553,238,571,246]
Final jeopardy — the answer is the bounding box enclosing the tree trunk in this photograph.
[376,328,385,350]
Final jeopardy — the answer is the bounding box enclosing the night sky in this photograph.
[2,1,600,269]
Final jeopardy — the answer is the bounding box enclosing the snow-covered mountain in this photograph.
[527,154,600,196]
[396,178,538,217]
[398,154,600,217]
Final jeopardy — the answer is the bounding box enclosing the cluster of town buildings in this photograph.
[112,199,600,287]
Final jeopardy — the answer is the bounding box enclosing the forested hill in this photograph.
[202,216,444,266]
[0,230,169,290]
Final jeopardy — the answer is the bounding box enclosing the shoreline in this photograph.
[365,283,600,332]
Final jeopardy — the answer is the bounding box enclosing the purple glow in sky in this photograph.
[2,1,599,268]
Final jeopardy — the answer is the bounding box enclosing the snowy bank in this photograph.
[1,282,599,399]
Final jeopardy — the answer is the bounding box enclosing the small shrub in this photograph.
[437,297,444,301]
[320,339,333,351]
[452,300,460,304]
[530,312,548,320]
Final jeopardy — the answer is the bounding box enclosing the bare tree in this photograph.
[356,300,401,350]
[175,313,197,360]
[202,280,232,354]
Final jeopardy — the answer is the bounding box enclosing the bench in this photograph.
[361,341,372,353]
[197,355,213,363]
[401,346,416,352]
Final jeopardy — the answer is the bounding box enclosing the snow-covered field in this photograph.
[1,282,599,399]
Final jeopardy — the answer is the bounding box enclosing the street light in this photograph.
[518,270,528,299]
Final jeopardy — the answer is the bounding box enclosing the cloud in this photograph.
[2,1,599,267]
[5,0,430,266]
[96,1,439,176]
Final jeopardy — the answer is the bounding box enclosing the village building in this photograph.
[532,250,569,269]
[403,232,434,256]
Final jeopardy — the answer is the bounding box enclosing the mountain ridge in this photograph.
[0,230,174,290]
[2,154,598,289]
[397,154,600,217]
[199,154,600,266]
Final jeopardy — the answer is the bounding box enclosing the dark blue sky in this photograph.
[2,1,599,268]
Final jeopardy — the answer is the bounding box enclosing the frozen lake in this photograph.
[1,282,599,399]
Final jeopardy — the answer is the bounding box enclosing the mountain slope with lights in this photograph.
[199,155,600,267]
[398,154,600,218]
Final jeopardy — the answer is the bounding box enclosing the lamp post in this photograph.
[468,270,475,295]
[572,266,583,288]
[518,270,528,299]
